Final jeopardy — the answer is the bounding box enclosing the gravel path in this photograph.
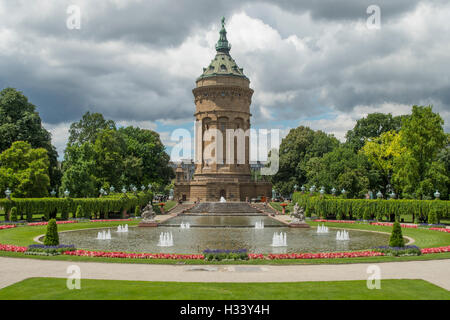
[0,257,448,291]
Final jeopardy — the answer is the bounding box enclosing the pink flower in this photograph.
[0,225,16,230]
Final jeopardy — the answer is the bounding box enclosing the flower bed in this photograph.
[429,228,450,233]
[203,249,248,261]
[0,225,16,230]
[314,219,356,224]
[63,249,204,260]
[264,250,384,260]
[421,246,450,254]
[370,222,418,228]
[373,245,421,256]
[90,219,133,222]
[27,220,78,226]
[0,244,27,253]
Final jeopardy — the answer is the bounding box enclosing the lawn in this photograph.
[0,278,448,300]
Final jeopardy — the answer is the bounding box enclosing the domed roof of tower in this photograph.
[197,17,248,81]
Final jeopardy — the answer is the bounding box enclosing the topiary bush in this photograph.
[389,221,405,247]
[43,219,59,246]
[134,205,140,218]
[75,205,83,219]
[10,207,18,222]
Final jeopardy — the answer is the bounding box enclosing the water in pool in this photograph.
[58,216,389,254]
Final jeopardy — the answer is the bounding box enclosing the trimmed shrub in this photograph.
[10,207,18,222]
[363,207,370,221]
[43,219,59,246]
[428,207,438,225]
[134,205,140,218]
[389,221,405,247]
[75,205,83,219]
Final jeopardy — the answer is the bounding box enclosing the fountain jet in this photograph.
[316,224,329,233]
[336,230,350,241]
[271,232,287,247]
[255,220,264,229]
[157,232,174,247]
[117,224,129,233]
[96,229,112,240]
[180,222,191,229]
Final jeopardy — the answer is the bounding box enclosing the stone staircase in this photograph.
[167,203,197,215]
[251,202,278,215]
[184,202,265,215]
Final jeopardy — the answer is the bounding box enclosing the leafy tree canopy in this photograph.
[61,112,174,197]
[0,141,50,197]
[0,88,60,188]
[345,112,404,151]
[68,111,116,145]
[271,126,339,195]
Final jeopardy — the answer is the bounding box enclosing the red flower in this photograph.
[0,225,16,230]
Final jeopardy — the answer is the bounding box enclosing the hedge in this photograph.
[0,192,152,221]
[292,193,449,222]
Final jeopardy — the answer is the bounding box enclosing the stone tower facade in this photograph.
[174,18,271,202]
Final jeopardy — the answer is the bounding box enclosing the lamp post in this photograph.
[434,190,440,200]
[5,188,11,200]
[319,186,325,197]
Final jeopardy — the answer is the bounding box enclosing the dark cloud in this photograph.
[0,0,449,134]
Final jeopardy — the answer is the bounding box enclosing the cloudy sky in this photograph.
[1,0,449,160]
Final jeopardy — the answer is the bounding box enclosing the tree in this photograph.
[61,114,174,196]
[60,143,98,197]
[43,219,59,246]
[393,106,447,199]
[0,88,60,189]
[345,112,404,152]
[271,126,339,195]
[361,130,405,195]
[118,126,174,186]
[93,129,126,188]
[305,146,371,198]
[0,141,50,197]
[389,221,405,247]
[68,111,116,146]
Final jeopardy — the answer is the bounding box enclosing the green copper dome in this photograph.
[197,17,248,81]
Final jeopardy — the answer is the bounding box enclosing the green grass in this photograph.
[0,220,141,247]
[0,278,448,300]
